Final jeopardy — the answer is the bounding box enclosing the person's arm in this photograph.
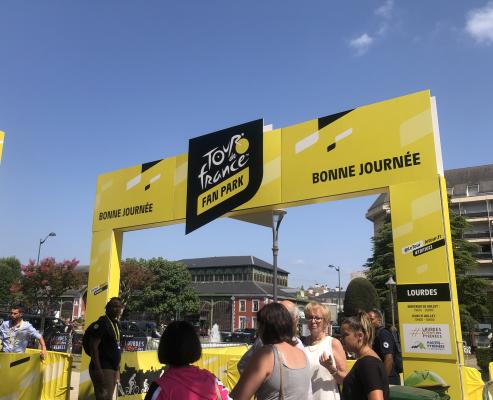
[27,324,46,359]
[231,346,273,400]
[38,335,47,360]
[90,336,104,383]
[237,337,262,374]
[382,353,394,377]
[331,338,348,381]
[378,329,395,377]
[319,338,348,383]
[367,390,385,400]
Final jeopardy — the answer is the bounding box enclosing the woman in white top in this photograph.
[304,302,348,400]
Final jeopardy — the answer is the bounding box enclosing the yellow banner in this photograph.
[0,350,72,399]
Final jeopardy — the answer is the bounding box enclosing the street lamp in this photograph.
[230,296,235,334]
[37,232,56,266]
[386,276,397,328]
[272,210,286,302]
[328,265,341,312]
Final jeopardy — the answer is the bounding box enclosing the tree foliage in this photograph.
[131,258,199,325]
[12,258,82,316]
[364,216,395,318]
[120,258,153,312]
[449,209,489,330]
[343,277,380,316]
[0,257,22,306]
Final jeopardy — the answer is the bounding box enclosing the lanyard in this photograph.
[106,316,120,342]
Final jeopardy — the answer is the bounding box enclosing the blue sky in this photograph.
[1,1,492,289]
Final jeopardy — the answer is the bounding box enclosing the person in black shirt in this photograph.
[368,310,400,385]
[89,297,123,400]
[340,312,389,400]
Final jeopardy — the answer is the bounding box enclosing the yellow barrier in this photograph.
[462,366,485,400]
[92,346,249,400]
[0,350,72,399]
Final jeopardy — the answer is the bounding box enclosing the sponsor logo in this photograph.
[91,283,108,296]
[403,324,452,355]
[186,119,263,234]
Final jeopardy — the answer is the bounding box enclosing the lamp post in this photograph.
[37,232,56,266]
[230,296,235,334]
[328,265,341,312]
[272,210,286,302]
[386,276,396,328]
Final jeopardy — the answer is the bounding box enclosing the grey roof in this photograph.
[367,193,389,213]
[178,256,289,274]
[61,285,87,297]
[312,291,346,302]
[192,281,296,299]
[445,164,493,194]
[74,265,89,273]
[366,164,493,213]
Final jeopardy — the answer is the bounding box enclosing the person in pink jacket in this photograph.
[144,321,230,400]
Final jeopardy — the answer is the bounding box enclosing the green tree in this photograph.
[134,258,199,325]
[449,209,489,331]
[12,258,82,319]
[364,216,395,319]
[119,258,153,313]
[0,257,23,306]
[343,277,380,317]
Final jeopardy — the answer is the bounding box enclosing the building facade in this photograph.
[179,256,300,332]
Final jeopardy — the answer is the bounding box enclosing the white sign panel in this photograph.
[403,323,452,355]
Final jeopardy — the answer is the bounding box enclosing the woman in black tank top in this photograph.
[340,312,389,400]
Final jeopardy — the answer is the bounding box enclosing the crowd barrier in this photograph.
[0,349,72,399]
[2,345,490,399]
[99,345,249,399]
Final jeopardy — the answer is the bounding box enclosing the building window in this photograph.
[252,300,259,312]
[466,184,479,196]
[239,316,247,329]
[239,300,246,312]
[447,187,454,196]
[252,317,257,329]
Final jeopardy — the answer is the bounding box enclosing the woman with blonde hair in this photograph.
[303,302,347,400]
[340,312,389,400]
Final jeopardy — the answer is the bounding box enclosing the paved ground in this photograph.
[70,371,80,400]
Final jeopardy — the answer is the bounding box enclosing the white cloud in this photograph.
[348,1,392,55]
[375,0,393,18]
[466,1,493,44]
[292,259,305,265]
[349,33,374,55]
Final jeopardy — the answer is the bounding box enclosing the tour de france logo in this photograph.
[186,119,263,234]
